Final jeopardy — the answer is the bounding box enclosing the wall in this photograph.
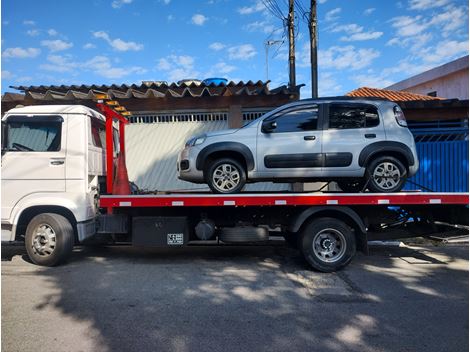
[400,69,469,100]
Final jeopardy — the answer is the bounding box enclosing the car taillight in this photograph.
[394,106,407,127]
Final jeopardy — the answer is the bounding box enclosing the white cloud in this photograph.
[389,15,428,37]
[2,70,14,79]
[26,29,40,37]
[208,62,236,75]
[325,8,341,22]
[244,21,275,34]
[47,29,58,36]
[428,5,467,36]
[111,0,133,9]
[228,44,257,60]
[238,1,265,15]
[41,39,73,52]
[318,0,328,3]
[312,45,380,70]
[83,43,96,49]
[318,72,342,96]
[421,40,469,64]
[167,14,174,21]
[351,73,394,89]
[162,0,171,4]
[331,23,383,41]
[39,54,146,79]
[191,14,207,26]
[408,0,449,10]
[209,42,226,51]
[23,20,35,26]
[156,54,199,81]
[2,47,41,58]
[363,8,375,15]
[93,31,143,51]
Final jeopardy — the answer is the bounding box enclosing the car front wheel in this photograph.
[206,158,246,194]
[367,156,407,193]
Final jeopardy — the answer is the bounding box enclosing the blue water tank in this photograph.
[202,78,228,86]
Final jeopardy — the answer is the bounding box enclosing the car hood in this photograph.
[204,129,239,138]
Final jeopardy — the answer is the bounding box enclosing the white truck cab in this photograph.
[1,105,107,264]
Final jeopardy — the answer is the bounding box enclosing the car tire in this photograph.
[205,158,246,194]
[337,179,367,193]
[299,217,356,272]
[367,156,407,193]
[25,213,74,266]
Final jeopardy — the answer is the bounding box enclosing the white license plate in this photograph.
[167,233,184,245]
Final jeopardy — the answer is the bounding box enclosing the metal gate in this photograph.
[405,123,469,192]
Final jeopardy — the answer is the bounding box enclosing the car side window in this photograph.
[329,104,379,129]
[270,106,319,133]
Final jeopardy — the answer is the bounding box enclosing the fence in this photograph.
[405,122,469,192]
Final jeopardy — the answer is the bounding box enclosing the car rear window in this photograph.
[328,104,379,129]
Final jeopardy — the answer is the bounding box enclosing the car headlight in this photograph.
[194,136,206,146]
[185,135,206,147]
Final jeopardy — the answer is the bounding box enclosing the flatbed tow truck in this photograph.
[1,95,468,271]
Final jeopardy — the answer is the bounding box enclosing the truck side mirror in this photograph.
[262,121,277,133]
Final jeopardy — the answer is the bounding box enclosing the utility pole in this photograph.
[308,0,318,98]
[287,0,296,91]
[265,40,283,81]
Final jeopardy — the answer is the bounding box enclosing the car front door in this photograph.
[321,102,385,177]
[255,104,323,178]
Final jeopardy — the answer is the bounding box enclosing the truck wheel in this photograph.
[367,156,407,193]
[206,158,246,194]
[25,213,74,266]
[299,217,356,272]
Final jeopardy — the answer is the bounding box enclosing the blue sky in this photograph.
[1,0,468,98]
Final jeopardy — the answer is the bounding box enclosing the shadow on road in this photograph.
[2,243,468,352]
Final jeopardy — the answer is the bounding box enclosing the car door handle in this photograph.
[50,159,64,166]
[304,136,316,141]
[365,134,376,139]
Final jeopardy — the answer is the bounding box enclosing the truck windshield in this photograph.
[4,119,62,152]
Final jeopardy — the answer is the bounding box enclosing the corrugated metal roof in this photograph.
[346,87,444,101]
[125,121,291,192]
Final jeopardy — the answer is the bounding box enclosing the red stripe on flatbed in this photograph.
[99,193,469,208]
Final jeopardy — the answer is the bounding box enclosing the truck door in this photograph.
[1,115,66,221]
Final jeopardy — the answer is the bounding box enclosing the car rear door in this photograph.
[255,104,324,178]
[321,102,385,177]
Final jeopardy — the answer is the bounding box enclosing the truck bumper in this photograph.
[77,218,96,242]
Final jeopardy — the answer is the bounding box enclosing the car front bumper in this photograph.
[177,147,205,183]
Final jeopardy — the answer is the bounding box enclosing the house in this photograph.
[385,55,469,100]
[2,81,302,192]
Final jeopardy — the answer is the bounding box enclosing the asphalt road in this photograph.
[2,243,468,352]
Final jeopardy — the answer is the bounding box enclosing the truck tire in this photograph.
[299,217,356,272]
[25,213,74,266]
[367,156,407,193]
[205,158,246,194]
[219,226,268,243]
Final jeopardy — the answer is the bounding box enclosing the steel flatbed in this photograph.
[100,192,469,208]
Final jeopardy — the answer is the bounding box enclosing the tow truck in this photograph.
[1,94,468,271]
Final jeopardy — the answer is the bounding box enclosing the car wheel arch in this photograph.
[359,141,414,169]
[196,142,255,172]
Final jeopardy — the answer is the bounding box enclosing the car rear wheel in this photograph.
[206,158,246,194]
[367,156,407,193]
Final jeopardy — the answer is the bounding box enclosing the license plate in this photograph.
[167,233,184,245]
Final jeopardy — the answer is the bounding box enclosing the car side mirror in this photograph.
[262,121,277,133]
